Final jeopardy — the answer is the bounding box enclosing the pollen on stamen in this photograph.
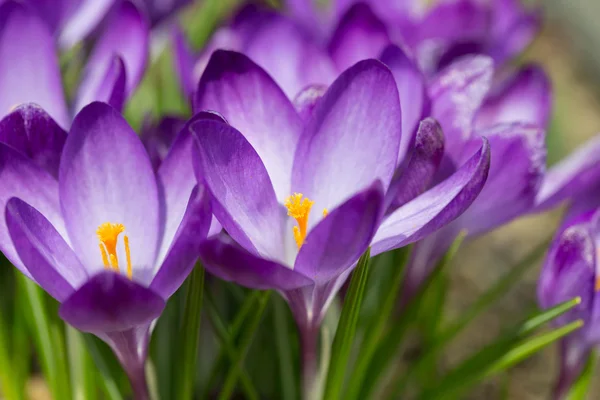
[96,222,132,279]
[595,277,600,292]
[285,193,314,248]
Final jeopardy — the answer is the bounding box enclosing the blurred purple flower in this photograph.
[192,50,490,335]
[0,102,213,398]
[538,208,600,399]
[0,0,149,129]
[284,0,540,73]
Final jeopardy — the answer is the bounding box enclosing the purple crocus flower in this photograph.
[0,0,149,129]
[0,102,213,398]
[191,51,490,380]
[284,0,540,73]
[538,208,600,399]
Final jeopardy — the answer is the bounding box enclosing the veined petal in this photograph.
[458,123,546,236]
[60,102,160,280]
[150,184,212,299]
[58,0,116,48]
[59,271,165,333]
[75,56,127,114]
[155,111,225,267]
[429,55,493,161]
[192,119,286,261]
[0,1,69,128]
[74,1,149,113]
[6,198,87,302]
[294,182,384,283]
[475,65,551,129]
[194,50,302,201]
[416,0,488,43]
[0,103,67,178]
[200,235,314,291]
[245,14,337,99]
[380,44,430,162]
[293,85,328,122]
[0,143,65,278]
[292,59,401,216]
[328,3,390,72]
[371,138,490,256]
[535,134,600,212]
[388,118,444,210]
[172,27,196,100]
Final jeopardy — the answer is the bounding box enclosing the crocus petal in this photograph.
[416,0,488,44]
[192,119,286,261]
[429,55,493,161]
[371,138,490,256]
[200,235,314,291]
[380,44,430,162]
[293,85,328,122]
[136,0,192,25]
[0,103,67,178]
[195,50,303,201]
[538,217,596,328]
[292,59,401,216]
[58,0,116,48]
[535,134,600,212]
[75,56,128,114]
[294,182,384,283]
[0,143,66,278]
[6,198,88,301]
[155,111,226,266]
[59,271,165,333]
[150,184,211,299]
[75,1,149,113]
[172,27,196,100]
[475,65,551,129]
[457,123,546,236]
[244,15,337,99]
[60,102,159,279]
[0,1,69,128]
[388,118,444,210]
[328,3,390,72]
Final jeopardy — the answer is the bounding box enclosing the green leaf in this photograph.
[17,275,70,400]
[323,248,372,400]
[273,296,298,400]
[0,309,20,400]
[420,298,583,399]
[67,327,96,400]
[566,350,596,400]
[359,232,466,399]
[204,291,259,400]
[82,335,125,400]
[174,264,205,400]
[486,320,583,375]
[204,290,262,397]
[218,290,272,400]
[344,247,410,400]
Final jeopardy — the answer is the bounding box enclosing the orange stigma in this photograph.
[97,222,132,279]
[284,193,328,248]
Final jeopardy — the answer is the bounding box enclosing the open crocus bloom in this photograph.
[0,102,212,397]
[0,0,149,129]
[192,50,490,331]
[538,208,600,399]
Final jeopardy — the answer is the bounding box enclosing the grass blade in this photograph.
[566,350,596,400]
[344,247,410,400]
[82,335,124,400]
[323,248,372,400]
[274,296,297,400]
[67,327,96,400]
[218,290,272,400]
[174,264,205,400]
[359,233,466,399]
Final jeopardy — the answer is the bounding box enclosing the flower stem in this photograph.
[300,322,320,400]
[126,365,150,400]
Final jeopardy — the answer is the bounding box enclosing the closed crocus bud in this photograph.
[538,208,600,399]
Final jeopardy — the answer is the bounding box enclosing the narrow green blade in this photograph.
[218,291,271,400]
[174,265,205,400]
[323,248,372,400]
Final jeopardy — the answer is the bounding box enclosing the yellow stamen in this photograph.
[285,193,314,248]
[96,222,132,278]
[595,278,600,292]
[124,235,132,279]
[322,209,328,217]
